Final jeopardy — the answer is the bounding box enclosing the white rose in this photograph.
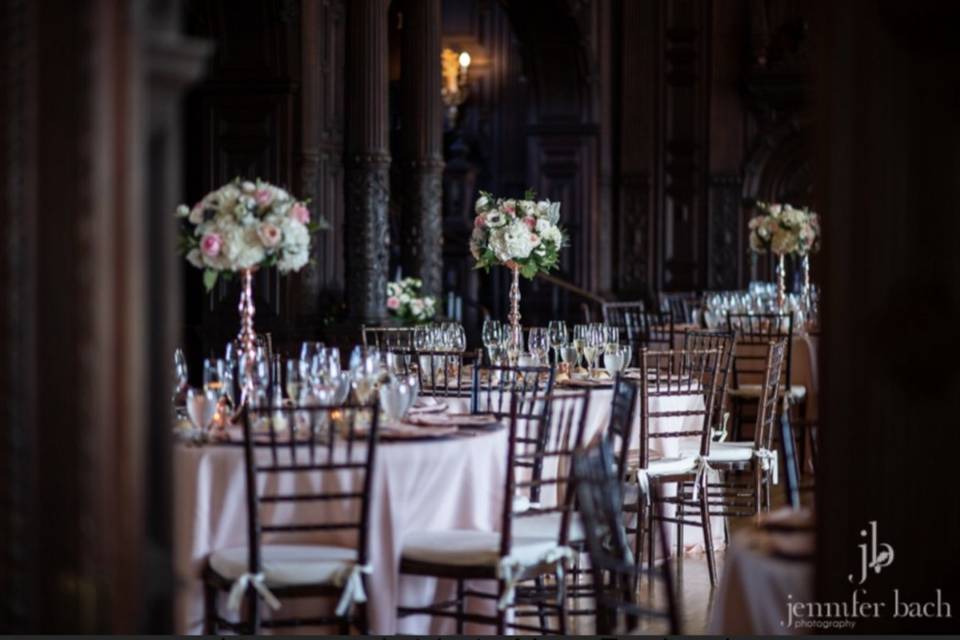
[490,221,535,261]
[536,200,551,217]
[279,218,309,253]
[241,181,256,193]
[188,206,205,225]
[541,225,562,247]
[518,200,535,216]
[475,195,490,212]
[176,204,190,218]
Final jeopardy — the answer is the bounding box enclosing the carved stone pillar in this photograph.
[399,0,444,298]
[345,0,390,321]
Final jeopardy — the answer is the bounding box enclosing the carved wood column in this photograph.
[399,0,443,298]
[345,0,390,321]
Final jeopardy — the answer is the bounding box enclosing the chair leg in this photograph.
[203,582,216,634]
[754,464,762,516]
[456,578,465,634]
[246,586,260,635]
[699,475,717,587]
[535,576,548,632]
[632,507,645,594]
[676,483,685,573]
[647,500,656,592]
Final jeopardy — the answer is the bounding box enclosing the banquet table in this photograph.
[174,426,508,634]
[707,511,814,635]
[173,384,723,634]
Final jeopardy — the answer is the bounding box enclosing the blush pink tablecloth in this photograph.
[174,428,508,634]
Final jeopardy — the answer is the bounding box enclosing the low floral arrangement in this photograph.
[748,201,821,256]
[176,178,326,291]
[386,277,437,323]
[470,189,566,279]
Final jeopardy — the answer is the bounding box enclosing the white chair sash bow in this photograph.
[496,546,575,610]
[753,448,779,484]
[334,563,373,616]
[691,455,714,501]
[226,572,282,613]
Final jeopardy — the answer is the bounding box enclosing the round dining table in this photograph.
[173,383,723,634]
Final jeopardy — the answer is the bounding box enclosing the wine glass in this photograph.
[300,341,324,366]
[203,358,223,395]
[547,321,568,365]
[572,325,588,369]
[528,327,549,366]
[285,359,302,403]
[581,325,602,377]
[186,387,218,432]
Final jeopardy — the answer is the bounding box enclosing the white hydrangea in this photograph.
[490,221,536,261]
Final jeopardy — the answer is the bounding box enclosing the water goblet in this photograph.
[186,387,218,433]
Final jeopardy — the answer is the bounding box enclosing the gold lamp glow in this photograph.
[441,48,471,125]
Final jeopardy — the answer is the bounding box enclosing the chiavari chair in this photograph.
[396,392,591,634]
[684,340,786,525]
[412,348,480,397]
[360,325,416,351]
[565,375,639,623]
[203,402,380,634]
[658,291,701,325]
[725,312,804,441]
[626,347,722,586]
[470,363,555,423]
[602,300,646,348]
[574,441,680,635]
[683,329,736,442]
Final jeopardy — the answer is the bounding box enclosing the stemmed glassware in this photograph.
[581,325,602,377]
[572,325,588,369]
[186,387,218,433]
[482,319,503,365]
[173,348,189,407]
[528,327,550,366]
[548,321,568,365]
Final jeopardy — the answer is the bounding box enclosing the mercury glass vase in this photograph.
[775,254,787,309]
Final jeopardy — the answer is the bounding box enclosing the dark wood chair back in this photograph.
[726,312,794,391]
[470,364,555,421]
[607,375,639,481]
[683,329,736,436]
[573,441,679,634]
[240,402,380,582]
[411,349,479,397]
[637,348,722,468]
[501,391,591,556]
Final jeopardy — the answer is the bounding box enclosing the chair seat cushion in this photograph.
[209,544,358,587]
[512,511,585,543]
[728,383,806,400]
[698,441,755,463]
[400,530,560,568]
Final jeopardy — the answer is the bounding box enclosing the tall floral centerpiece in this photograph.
[470,189,566,356]
[386,277,437,324]
[748,201,820,307]
[176,178,324,357]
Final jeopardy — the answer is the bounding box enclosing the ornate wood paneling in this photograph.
[656,0,711,291]
[617,173,652,293]
[707,173,742,289]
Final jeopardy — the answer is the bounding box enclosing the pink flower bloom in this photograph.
[291,202,310,224]
[503,202,515,215]
[387,296,401,310]
[524,217,536,230]
[254,188,274,208]
[200,233,222,257]
[474,214,485,228]
[257,222,282,248]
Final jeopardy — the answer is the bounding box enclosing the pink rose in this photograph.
[254,188,274,208]
[524,217,536,230]
[503,202,515,215]
[474,214,485,228]
[200,233,222,257]
[291,202,310,224]
[387,296,401,310]
[257,222,281,248]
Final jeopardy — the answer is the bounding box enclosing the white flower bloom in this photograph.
[475,195,490,212]
[536,200,551,217]
[176,204,190,218]
[518,200,535,216]
[490,221,536,261]
[485,212,507,228]
[186,248,203,268]
[241,181,256,193]
[277,246,308,272]
[188,206,205,225]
